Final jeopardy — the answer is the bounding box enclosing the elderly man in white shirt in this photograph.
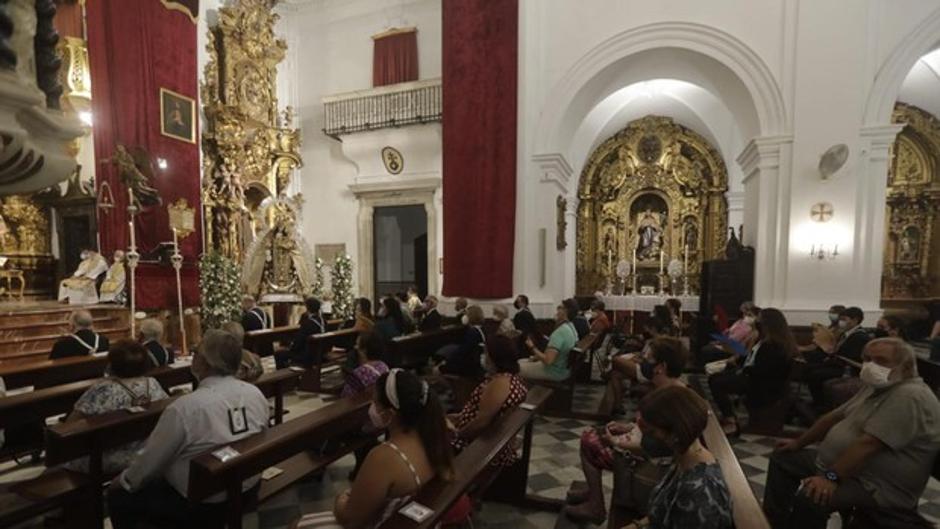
[107,329,270,529]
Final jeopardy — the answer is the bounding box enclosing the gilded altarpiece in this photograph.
[201,0,309,300]
[576,116,728,295]
[883,103,940,300]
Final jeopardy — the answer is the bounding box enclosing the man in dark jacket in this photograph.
[419,295,443,332]
[240,295,271,332]
[50,310,109,359]
[804,306,871,409]
[275,297,324,369]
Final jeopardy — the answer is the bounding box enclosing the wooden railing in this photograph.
[322,78,441,137]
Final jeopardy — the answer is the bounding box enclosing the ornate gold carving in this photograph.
[575,116,728,295]
[0,195,51,256]
[556,195,568,250]
[883,103,940,300]
[201,0,303,263]
[58,36,91,103]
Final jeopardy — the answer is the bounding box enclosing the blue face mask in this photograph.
[640,432,674,458]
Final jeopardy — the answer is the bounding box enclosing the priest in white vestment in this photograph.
[58,249,109,304]
[99,250,127,304]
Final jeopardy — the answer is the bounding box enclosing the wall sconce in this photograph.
[810,243,839,261]
[156,158,168,170]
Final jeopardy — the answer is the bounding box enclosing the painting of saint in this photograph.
[160,88,196,143]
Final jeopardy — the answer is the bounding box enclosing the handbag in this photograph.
[611,450,669,513]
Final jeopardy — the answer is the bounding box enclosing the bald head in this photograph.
[70,310,93,330]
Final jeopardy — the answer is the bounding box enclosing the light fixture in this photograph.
[78,111,93,126]
[810,243,839,261]
[807,202,840,260]
[157,158,168,170]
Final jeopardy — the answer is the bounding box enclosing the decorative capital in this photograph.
[532,152,574,194]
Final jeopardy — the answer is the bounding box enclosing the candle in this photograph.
[607,247,612,272]
[172,227,179,251]
[128,220,135,249]
[632,247,637,273]
[684,245,688,274]
[659,250,664,274]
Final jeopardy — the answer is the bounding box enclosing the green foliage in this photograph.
[199,251,242,330]
[311,257,325,298]
[330,254,355,319]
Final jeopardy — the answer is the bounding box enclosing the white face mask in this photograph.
[860,361,893,388]
[461,314,469,326]
[744,316,756,324]
[584,310,594,320]
[838,319,850,329]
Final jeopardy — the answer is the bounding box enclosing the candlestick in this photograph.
[684,245,688,274]
[607,247,612,274]
[659,250,664,274]
[128,221,135,249]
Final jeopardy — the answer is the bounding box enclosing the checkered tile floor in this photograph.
[4,360,940,529]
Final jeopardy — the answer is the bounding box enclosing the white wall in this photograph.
[517,0,940,322]
[286,0,442,296]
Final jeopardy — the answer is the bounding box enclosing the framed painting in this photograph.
[159,87,196,143]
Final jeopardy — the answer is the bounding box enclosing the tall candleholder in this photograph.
[658,272,667,295]
[683,273,690,296]
[127,188,139,337]
[168,199,196,356]
[631,272,637,294]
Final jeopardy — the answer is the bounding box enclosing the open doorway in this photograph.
[373,205,428,302]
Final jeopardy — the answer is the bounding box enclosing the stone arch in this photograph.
[534,21,788,169]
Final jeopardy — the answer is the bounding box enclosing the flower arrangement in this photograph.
[199,251,243,330]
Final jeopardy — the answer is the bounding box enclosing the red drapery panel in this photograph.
[442,0,518,299]
[372,29,418,86]
[53,1,83,38]
[87,0,201,309]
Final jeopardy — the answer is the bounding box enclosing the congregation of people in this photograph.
[3,288,940,529]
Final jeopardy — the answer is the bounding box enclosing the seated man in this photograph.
[107,330,270,529]
[519,302,577,382]
[587,298,611,336]
[57,248,108,305]
[139,318,172,367]
[98,250,127,304]
[566,298,590,339]
[275,296,324,369]
[803,306,871,409]
[764,338,940,529]
[240,294,271,332]
[418,295,443,332]
[221,321,264,382]
[50,310,110,359]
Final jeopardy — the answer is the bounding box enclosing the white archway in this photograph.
[534,21,788,164]
[864,6,940,126]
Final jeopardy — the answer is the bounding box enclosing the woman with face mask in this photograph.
[301,369,454,529]
[375,296,409,341]
[566,338,687,524]
[622,386,732,529]
[707,308,797,436]
[447,335,527,466]
[438,305,487,378]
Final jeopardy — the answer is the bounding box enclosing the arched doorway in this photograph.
[576,115,728,294]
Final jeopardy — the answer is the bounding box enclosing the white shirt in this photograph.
[119,376,270,502]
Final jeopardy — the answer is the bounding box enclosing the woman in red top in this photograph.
[448,335,528,466]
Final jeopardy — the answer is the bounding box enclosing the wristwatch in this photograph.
[823,469,839,483]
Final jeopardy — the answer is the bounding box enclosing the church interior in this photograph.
[3,0,940,528]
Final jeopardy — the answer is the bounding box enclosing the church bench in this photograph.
[244,324,297,357]
[0,326,131,364]
[0,354,108,390]
[386,324,465,369]
[299,328,360,393]
[702,410,771,529]
[0,467,94,529]
[186,391,374,529]
[371,386,554,529]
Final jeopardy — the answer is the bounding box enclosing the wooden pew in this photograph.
[186,392,375,529]
[386,325,465,369]
[702,410,771,529]
[299,328,360,393]
[244,325,297,357]
[373,386,554,529]
[0,354,109,390]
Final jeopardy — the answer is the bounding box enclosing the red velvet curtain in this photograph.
[373,30,418,86]
[442,0,518,298]
[87,0,201,309]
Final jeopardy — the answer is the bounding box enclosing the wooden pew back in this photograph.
[0,355,108,390]
[387,325,465,369]
[375,385,553,529]
[244,325,297,357]
[702,411,771,529]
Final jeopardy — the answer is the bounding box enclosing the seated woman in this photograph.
[341,331,390,397]
[707,307,796,435]
[607,309,676,414]
[375,296,409,341]
[519,302,578,382]
[220,321,264,382]
[438,305,487,378]
[566,337,688,524]
[623,386,732,529]
[698,302,760,367]
[296,369,455,528]
[351,298,375,332]
[492,305,518,339]
[448,335,527,466]
[64,340,169,474]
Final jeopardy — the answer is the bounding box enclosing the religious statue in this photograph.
[242,196,316,300]
[636,207,664,260]
[58,248,108,304]
[899,228,919,262]
[98,250,127,304]
[109,144,162,209]
[203,163,247,259]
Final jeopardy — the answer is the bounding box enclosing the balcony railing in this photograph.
[322,78,441,137]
